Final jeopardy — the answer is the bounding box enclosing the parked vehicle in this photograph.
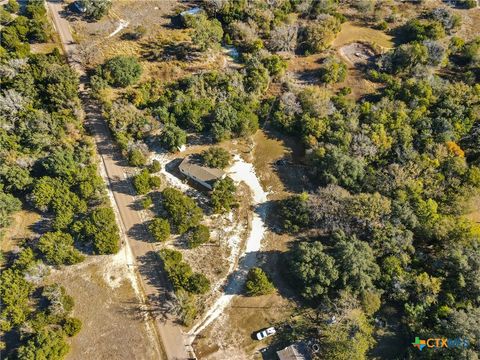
[255,327,276,340]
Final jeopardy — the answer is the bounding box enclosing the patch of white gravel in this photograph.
[189,154,269,338]
[108,19,129,38]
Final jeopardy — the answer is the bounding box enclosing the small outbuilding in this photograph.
[178,156,226,190]
[276,342,311,360]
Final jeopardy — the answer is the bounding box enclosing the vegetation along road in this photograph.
[46,1,191,359]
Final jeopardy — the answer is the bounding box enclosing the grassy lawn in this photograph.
[332,21,394,49]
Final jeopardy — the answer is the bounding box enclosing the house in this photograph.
[178,156,226,190]
[276,342,311,360]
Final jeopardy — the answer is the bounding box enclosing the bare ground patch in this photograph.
[49,254,159,360]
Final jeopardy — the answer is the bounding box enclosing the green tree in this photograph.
[78,207,120,254]
[333,231,380,295]
[82,0,112,20]
[245,267,274,296]
[186,224,210,248]
[201,147,231,169]
[101,56,142,87]
[133,169,156,195]
[5,0,19,13]
[300,15,342,53]
[320,308,375,360]
[63,317,82,337]
[43,64,79,110]
[279,193,311,233]
[128,149,146,167]
[289,241,339,301]
[38,231,84,266]
[185,13,223,51]
[148,160,161,173]
[160,124,187,152]
[187,273,210,294]
[162,188,202,234]
[319,56,347,84]
[17,328,69,360]
[211,177,237,214]
[0,188,21,228]
[149,218,171,242]
[0,268,34,331]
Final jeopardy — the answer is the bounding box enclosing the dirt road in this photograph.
[46,1,191,359]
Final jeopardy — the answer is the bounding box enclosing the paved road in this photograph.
[46,2,191,359]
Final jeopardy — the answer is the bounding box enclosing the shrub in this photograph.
[201,147,231,169]
[82,0,112,20]
[319,56,347,84]
[300,15,342,53]
[38,232,84,266]
[211,177,237,214]
[128,149,146,167]
[162,188,202,234]
[186,224,210,248]
[245,267,274,296]
[140,196,153,209]
[161,124,187,152]
[148,160,161,173]
[133,169,151,195]
[17,328,69,360]
[149,175,161,188]
[5,0,19,13]
[188,273,210,294]
[149,218,171,242]
[77,207,120,255]
[279,193,311,233]
[63,317,82,337]
[101,56,142,87]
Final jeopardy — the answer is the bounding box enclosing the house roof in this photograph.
[276,343,311,360]
[179,156,225,186]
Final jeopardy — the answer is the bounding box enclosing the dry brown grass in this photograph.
[49,257,159,360]
[332,22,393,50]
[1,210,40,253]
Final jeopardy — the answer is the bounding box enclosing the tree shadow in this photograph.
[127,222,152,243]
[135,251,175,318]
[108,176,136,197]
[140,40,199,62]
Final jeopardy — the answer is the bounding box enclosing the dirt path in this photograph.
[46,1,191,359]
[188,154,269,340]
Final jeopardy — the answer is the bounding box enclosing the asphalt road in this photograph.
[46,2,192,359]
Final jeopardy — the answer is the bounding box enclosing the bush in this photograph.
[245,267,274,296]
[161,124,187,152]
[188,273,210,294]
[186,224,210,248]
[148,160,161,173]
[319,56,347,84]
[140,196,153,209]
[300,15,342,53]
[201,147,231,169]
[149,218,171,242]
[185,13,223,51]
[101,56,142,87]
[82,0,112,20]
[17,328,69,360]
[162,188,202,234]
[279,193,311,233]
[77,207,120,255]
[211,177,237,214]
[5,0,19,13]
[38,232,84,266]
[128,149,146,167]
[133,169,151,195]
[63,317,82,337]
